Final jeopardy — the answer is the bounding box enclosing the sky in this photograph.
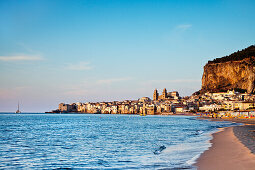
[1,0,255,112]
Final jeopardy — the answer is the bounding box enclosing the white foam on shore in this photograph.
[186,153,201,165]
[189,126,234,166]
[186,129,219,166]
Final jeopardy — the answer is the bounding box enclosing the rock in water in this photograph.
[153,145,166,155]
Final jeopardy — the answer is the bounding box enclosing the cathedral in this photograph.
[153,88,179,101]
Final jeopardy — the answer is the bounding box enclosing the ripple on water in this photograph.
[0,114,238,169]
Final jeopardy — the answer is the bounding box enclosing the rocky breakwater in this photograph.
[201,45,255,93]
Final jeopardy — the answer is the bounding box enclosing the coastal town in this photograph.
[2,0,255,169]
[44,45,255,169]
[50,88,255,118]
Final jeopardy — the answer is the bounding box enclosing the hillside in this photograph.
[208,45,255,64]
[200,45,255,94]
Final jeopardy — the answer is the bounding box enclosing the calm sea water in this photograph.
[0,114,238,169]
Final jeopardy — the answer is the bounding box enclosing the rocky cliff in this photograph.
[201,45,255,94]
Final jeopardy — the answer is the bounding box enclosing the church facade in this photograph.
[153,88,180,101]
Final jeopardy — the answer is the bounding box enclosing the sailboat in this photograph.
[16,102,21,113]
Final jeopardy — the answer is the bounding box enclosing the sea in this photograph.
[0,113,239,169]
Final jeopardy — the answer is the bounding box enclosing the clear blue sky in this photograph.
[0,0,255,112]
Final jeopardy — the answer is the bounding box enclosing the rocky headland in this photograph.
[200,45,255,94]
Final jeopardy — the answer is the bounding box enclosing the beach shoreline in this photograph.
[194,118,255,170]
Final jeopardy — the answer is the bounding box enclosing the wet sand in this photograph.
[233,125,255,154]
[197,116,255,125]
[195,126,255,170]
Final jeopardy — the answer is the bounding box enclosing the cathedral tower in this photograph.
[162,88,167,99]
[153,89,159,101]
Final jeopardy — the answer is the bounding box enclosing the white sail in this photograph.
[16,102,21,113]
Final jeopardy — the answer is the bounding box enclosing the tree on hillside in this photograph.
[208,45,255,64]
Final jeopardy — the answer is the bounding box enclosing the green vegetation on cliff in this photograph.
[208,45,255,64]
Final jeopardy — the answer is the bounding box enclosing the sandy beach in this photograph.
[195,125,255,170]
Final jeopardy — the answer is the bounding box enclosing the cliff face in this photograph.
[201,55,255,94]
